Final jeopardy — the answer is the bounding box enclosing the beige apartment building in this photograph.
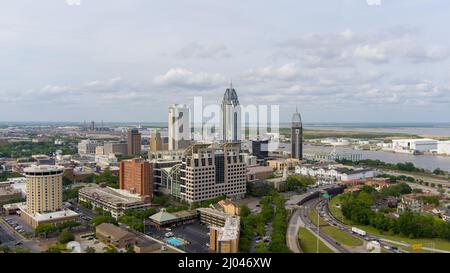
[25,165,63,214]
[20,165,78,228]
[180,143,247,203]
[104,141,128,155]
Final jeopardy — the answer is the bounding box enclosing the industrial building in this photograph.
[392,138,438,153]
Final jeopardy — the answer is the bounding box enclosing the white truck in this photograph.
[351,227,367,237]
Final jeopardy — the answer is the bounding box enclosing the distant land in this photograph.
[1,122,450,137]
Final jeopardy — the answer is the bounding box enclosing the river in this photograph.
[281,144,450,172]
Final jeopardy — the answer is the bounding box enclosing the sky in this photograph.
[1,0,450,123]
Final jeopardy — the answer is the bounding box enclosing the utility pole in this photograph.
[317,204,319,253]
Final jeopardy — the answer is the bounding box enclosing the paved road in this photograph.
[285,185,335,253]
[321,199,402,253]
[70,201,97,219]
[406,182,449,197]
[299,199,347,253]
[0,223,16,245]
[382,169,450,187]
[286,208,303,253]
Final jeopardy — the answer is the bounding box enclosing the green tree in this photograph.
[58,230,75,244]
[35,223,57,237]
[85,247,96,253]
[90,215,117,227]
[240,205,251,218]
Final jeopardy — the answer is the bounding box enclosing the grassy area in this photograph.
[321,226,363,247]
[308,200,363,248]
[328,195,450,251]
[279,128,416,139]
[298,228,334,253]
[308,210,329,227]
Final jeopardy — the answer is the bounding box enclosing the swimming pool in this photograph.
[166,237,185,246]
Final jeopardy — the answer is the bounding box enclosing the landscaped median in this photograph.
[298,227,334,253]
[308,210,328,227]
[308,202,363,248]
[320,226,363,247]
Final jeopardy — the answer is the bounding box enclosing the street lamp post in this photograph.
[317,205,319,253]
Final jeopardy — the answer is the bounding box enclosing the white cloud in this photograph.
[366,0,382,6]
[354,45,387,62]
[66,0,81,6]
[154,68,227,89]
[175,43,230,59]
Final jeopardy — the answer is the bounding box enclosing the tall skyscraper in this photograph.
[221,83,241,142]
[291,107,303,160]
[24,165,64,214]
[168,104,191,150]
[119,158,153,201]
[127,128,142,155]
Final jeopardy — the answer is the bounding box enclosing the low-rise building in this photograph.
[79,185,152,219]
[0,183,22,203]
[18,203,79,228]
[247,165,273,181]
[148,209,198,229]
[217,199,241,216]
[267,158,300,172]
[134,237,161,253]
[392,138,438,153]
[197,208,240,253]
[397,194,422,213]
[96,223,136,251]
[296,164,375,182]
[364,178,391,191]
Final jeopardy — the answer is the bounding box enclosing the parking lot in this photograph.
[0,222,17,245]
[146,223,210,253]
[2,215,34,235]
[76,234,108,253]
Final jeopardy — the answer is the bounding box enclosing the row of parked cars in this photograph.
[4,218,25,233]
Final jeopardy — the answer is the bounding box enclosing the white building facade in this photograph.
[392,139,437,153]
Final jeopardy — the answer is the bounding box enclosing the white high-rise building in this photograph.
[168,104,191,150]
[221,83,241,142]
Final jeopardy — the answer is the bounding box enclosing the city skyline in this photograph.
[1,1,450,123]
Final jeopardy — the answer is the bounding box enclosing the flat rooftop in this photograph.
[18,204,78,221]
[80,186,144,205]
[197,207,230,220]
[24,165,64,173]
[0,185,21,196]
[219,216,240,241]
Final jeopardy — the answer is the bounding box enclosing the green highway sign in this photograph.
[322,193,330,199]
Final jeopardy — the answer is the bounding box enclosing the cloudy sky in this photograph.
[1,0,450,123]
